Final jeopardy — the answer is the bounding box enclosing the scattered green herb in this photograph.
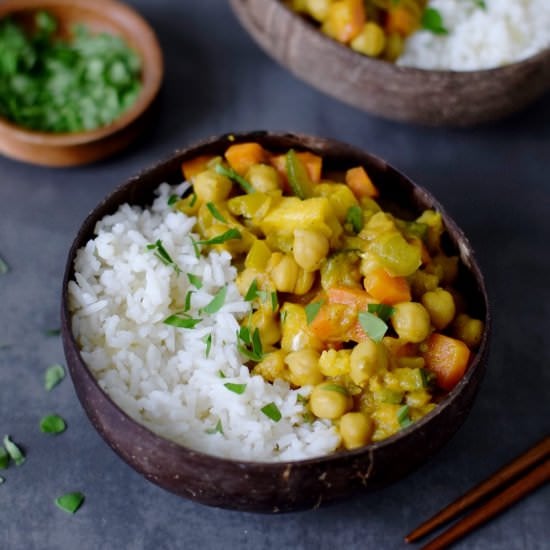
[197,228,242,246]
[205,419,224,435]
[322,383,348,396]
[224,382,247,395]
[286,149,314,199]
[420,368,436,389]
[202,286,227,314]
[206,202,227,223]
[397,405,413,429]
[238,327,264,362]
[305,301,323,325]
[40,414,67,435]
[271,291,279,312]
[44,364,65,391]
[214,164,255,194]
[167,195,179,206]
[44,328,61,337]
[163,314,202,329]
[0,447,9,469]
[187,273,202,289]
[55,492,85,514]
[261,402,282,422]
[421,7,448,35]
[146,240,181,274]
[204,334,212,358]
[0,12,142,133]
[367,303,395,322]
[358,311,388,342]
[0,255,8,275]
[218,369,226,378]
[3,435,24,466]
[296,394,308,405]
[190,236,201,259]
[184,290,194,313]
[345,205,364,234]
[244,279,259,301]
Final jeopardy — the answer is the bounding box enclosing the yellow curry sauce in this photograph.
[176,142,484,451]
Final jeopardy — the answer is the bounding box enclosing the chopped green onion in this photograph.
[345,205,364,233]
[205,419,224,435]
[3,436,24,466]
[204,334,212,358]
[358,311,388,342]
[163,315,202,329]
[0,255,8,275]
[40,414,67,435]
[244,279,259,301]
[261,402,282,422]
[322,383,348,396]
[187,273,202,289]
[206,202,227,223]
[55,492,85,514]
[224,382,247,395]
[45,364,65,391]
[0,447,9,469]
[197,228,242,246]
[397,405,413,428]
[214,164,255,194]
[286,149,314,199]
[367,303,395,322]
[146,240,181,274]
[421,7,448,35]
[202,286,227,314]
[167,194,179,206]
[305,301,323,325]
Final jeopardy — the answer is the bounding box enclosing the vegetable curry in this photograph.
[176,141,484,451]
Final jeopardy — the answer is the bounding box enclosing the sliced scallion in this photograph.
[0,447,9,469]
[322,383,348,396]
[204,334,212,358]
[244,279,258,301]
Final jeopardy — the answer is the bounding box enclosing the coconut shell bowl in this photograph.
[229,0,550,126]
[61,132,490,512]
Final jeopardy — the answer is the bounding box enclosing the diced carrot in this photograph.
[363,268,411,304]
[181,155,215,181]
[385,7,420,37]
[423,333,471,391]
[345,166,379,198]
[326,286,374,311]
[225,142,268,175]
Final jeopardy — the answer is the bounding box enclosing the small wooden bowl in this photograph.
[61,132,491,512]
[229,0,550,126]
[0,0,163,166]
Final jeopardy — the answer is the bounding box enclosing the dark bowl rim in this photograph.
[61,130,491,470]
[274,0,550,76]
[0,0,164,146]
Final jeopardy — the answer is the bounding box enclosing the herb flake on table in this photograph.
[3,435,25,466]
[55,492,85,514]
[44,328,61,337]
[40,414,67,435]
[0,255,8,275]
[45,364,65,391]
[0,447,9,469]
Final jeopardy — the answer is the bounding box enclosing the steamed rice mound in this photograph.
[68,183,340,462]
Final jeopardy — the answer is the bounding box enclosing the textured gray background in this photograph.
[0,1,549,549]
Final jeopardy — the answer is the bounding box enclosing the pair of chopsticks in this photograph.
[404,436,550,550]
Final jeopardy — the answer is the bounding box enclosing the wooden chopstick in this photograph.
[420,459,550,550]
[405,436,550,545]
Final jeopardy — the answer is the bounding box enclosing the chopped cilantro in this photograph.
[224,382,247,395]
[187,273,202,289]
[367,303,395,322]
[202,286,227,314]
[146,240,181,274]
[261,402,282,422]
[163,315,202,329]
[358,311,389,342]
[55,492,85,514]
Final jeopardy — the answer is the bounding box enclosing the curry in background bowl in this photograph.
[62,132,490,511]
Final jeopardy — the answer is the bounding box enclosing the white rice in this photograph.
[398,0,550,70]
[68,183,340,462]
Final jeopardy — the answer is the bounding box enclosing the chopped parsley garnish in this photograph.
[367,303,395,322]
[204,334,212,358]
[55,492,85,514]
[197,228,242,246]
[214,164,255,194]
[261,402,282,422]
[167,194,179,206]
[205,419,224,435]
[187,273,202,289]
[345,205,364,233]
[397,405,413,429]
[0,447,9,469]
[3,435,24,466]
[0,255,8,275]
[358,311,389,342]
[322,383,348,396]
[206,202,227,223]
[146,240,181,274]
[163,314,202,329]
[224,382,247,395]
[40,414,67,435]
[244,279,259,301]
[202,286,227,314]
[305,301,323,325]
[421,7,448,35]
[45,364,65,391]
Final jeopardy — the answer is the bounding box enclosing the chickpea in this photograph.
[310,382,352,420]
[391,302,431,343]
[285,349,324,387]
[192,168,232,203]
[253,350,287,383]
[339,412,373,450]
[269,252,299,293]
[245,164,281,193]
[319,349,351,377]
[249,309,281,348]
[293,228,330,272]
[350,340,388,387]
[452,313,484,349]
[306,0,331,21]
[421,287,456,330]
[350,22,386,57]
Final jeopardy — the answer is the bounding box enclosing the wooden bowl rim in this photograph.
[61,131,491,469]
[0,0,163,148]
